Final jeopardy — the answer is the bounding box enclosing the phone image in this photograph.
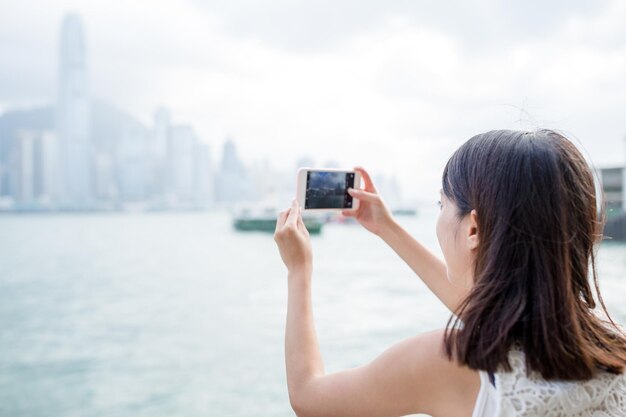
[296,167,361,212]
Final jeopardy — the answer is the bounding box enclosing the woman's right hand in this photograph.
[341,166,395,236]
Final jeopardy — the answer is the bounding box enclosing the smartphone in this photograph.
[296,167,361,212]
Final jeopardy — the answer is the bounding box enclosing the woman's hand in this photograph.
[274,199,313,275]
[342,166,395,236]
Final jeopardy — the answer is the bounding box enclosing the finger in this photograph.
[286,199,299,226]
[341,208,357,217]
[297,215,309,234]
[353,166,378,193]
[348,187,379,203]
[275,209,289,233]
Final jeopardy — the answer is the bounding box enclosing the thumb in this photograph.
[348,188,379,203]
[341,209,357,217]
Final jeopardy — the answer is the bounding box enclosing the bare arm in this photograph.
[285,271,325,403]
[345,167,469,314]
[275,196,479,417]
[378,218,468,313]
[285,270,479,417]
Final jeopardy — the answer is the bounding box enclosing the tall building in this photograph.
[57,13,92,206]
[10,131,36,203]
[153,107,170,162]
[34,131,62,205]
[167,125,197,203]
[116,126,150,201]
[94,152,116,203]
[373,174,403,209]
[9,130,61,206]
[215,138,250,204]
[249,157,275,201]
[194,142,214,206]
[296,156,315,169]
[0,157,4,198]
[151,107,170,196]
[599,167,624,211]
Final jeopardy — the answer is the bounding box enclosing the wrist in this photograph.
[287,264,313,279]
[287,270,312,295]
[377,217,401,240]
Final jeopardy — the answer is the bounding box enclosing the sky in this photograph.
[1,0,626,200]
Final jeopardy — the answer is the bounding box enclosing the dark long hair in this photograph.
[442,129,626,380]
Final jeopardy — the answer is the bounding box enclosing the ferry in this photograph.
[233,206,324,234]
[392,207,418,216]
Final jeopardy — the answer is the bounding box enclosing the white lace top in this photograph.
[472,347,626,417]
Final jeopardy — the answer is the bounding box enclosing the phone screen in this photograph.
[305,171,355,209]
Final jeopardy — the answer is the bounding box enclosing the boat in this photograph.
[392,207,418,216]
[233,206,324,234]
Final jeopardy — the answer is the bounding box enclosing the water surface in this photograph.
[0,210,624,416]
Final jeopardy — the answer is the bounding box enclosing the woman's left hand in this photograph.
[274,199,313,275]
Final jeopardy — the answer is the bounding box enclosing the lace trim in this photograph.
[495,348,626,417]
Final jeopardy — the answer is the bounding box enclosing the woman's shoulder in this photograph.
[390,329,481,415]
[401,328,479,381]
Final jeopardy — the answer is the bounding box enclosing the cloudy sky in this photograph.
[1,0,625,200]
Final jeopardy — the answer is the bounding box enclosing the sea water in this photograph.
[1,209,624,416]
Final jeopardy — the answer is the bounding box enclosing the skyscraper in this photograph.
[34,131,61,205]
[215,138,250,204]
[57,13,92,206]
[167,125,197,202]
[152,107,170,196]
[194,141,213,206]
[116,126,150,201]
[11,131,36,203]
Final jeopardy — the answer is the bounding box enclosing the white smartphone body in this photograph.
[296,167,361,212]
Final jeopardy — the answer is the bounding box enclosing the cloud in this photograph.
[1,0,625,200]
[190,0,610,51]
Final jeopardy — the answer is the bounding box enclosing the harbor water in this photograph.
[1,208,625,417]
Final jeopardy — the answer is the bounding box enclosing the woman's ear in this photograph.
[467,209,479,250]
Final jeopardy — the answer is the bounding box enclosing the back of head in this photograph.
[442,129,626,380]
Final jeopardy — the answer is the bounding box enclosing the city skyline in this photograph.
[0,13,235,210]
[0,12,406,211]
[2,1,625,203]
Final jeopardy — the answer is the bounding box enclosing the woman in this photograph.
[273,129,626,417]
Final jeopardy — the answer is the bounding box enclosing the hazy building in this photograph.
[296,156,315,169]
[152,107,170,196]
[91,100,149,203]
[9,130,61,205]
[194,142,214,206]
[0,152,5,198]
[94,152,116,203]
[34,131,61,204]
[215,138,251,204]
[167,125,197,202]
[10,131,36,203]
[373,173,403,209]
[599,167,624,211]
[322,159,340,168]
[153,107,169,161]
[248,157,273,201]
[116,126,150,201]
[57,13,92,206]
